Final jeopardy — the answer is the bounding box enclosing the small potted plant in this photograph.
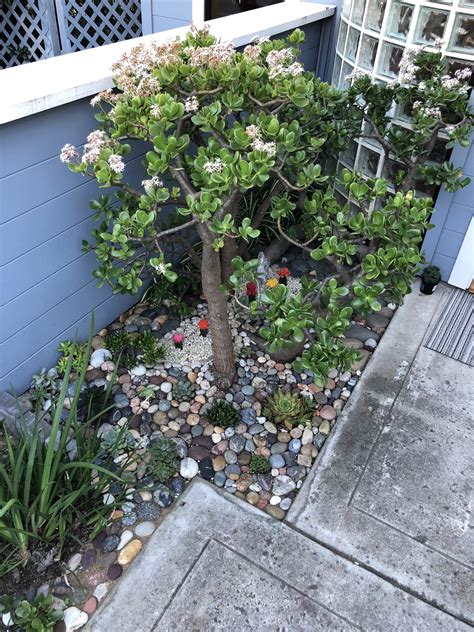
[277,267,290,285]
[420,265,441,295]
[246,281,257,301]
[198,319,209,337]
[172,332,184,349]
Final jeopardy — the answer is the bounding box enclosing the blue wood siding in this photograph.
[0,98,142,393]
[422,140,474,281]
[150,0,192,32]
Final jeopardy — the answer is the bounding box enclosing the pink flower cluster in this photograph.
[82,130,106,164]
[108,154,125,174]
[60,143,79,164]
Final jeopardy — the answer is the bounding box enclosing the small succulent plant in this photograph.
[0,593,64,632]
[249,454,271,474]
[30,368,59,400]
[207,399,239,429]
[106,330,165,368]
[263,391,311,430]
[147,438,179,483]
[172,379,196,402]
[138,330,166,365]
[56,340,87,376]
[100,428,136,458]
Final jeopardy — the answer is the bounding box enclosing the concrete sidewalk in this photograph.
[89,283,473,631]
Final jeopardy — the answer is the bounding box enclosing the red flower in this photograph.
[198,319,209,330]
[278,267,290,277]
[246,281,257,297]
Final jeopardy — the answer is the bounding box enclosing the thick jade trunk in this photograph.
[199,238,236,386]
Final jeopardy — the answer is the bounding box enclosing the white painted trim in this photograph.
[192,0,205,23]
[448,217,474,289]
[0,2,335,125]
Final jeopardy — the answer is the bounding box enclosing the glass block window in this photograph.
[386,2,413,39]
[449,14,474,52]
[332,0,474,199]
[359,35,379,70]
[414,7,449,44]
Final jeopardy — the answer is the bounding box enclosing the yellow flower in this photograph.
[266,278,279,289]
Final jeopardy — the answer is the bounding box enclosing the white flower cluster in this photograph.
[413,102,442,119]
[203,158,223,174]
[243,44,262,62]
[60,143,79,164]
[266,48,303,79]
[185,96,199,113]
[398,46,420,86]
[251,138,277,156]
[151,103,162,118]
[90,89,118,107]
[108,154,125,174]
[245,125,277,156]
[188,42,235,68]
[455,67,472,81]
[345,68,369,84]
[441,74,469,94]
[142,175,164,192]
[82,130,106,164]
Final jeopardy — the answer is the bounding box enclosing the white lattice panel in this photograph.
[0,0,60,68]
[55,0,142,52]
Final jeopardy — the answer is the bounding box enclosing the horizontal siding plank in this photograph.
[1,251,97,342]
[1,143,147,225]
[1,151,147,264]
[151,0,192,21]
[0,292,138,393]
[1,275,137,378]
[0,98,97,178]
[435,228,465,258]
[152,15,189,32]
[444,204,474,234]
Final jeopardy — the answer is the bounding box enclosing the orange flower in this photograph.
[198,319,209,330]
[278,267,290,277]
[266,278,279,289]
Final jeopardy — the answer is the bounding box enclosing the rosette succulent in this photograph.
[264,391,311,430]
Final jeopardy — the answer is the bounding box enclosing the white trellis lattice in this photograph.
[0,0,61,69]
[54,0,143,53]
[0,0,146,69]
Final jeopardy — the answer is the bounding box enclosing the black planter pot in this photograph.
[420,278,438,295]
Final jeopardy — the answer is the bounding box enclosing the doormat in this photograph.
[424,288,473,366]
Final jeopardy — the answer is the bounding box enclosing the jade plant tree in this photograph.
[62,28,472,386]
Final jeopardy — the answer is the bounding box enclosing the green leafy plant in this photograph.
[263,391,311,430]
[77,384,112,426]
[138,330,166,365]
[172,379,196,402]
[0,320,126,571]
[30,369,59,401]
[65,28,471,386]
[56,340,87,376]
[421,265,441,284]
[106,329,165,368]
[249,454,271,474]
[143,268,200,317]
[147,438,179,483]
[100,428,137,458]
[0,593,63,632]
[207,400,239,429]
